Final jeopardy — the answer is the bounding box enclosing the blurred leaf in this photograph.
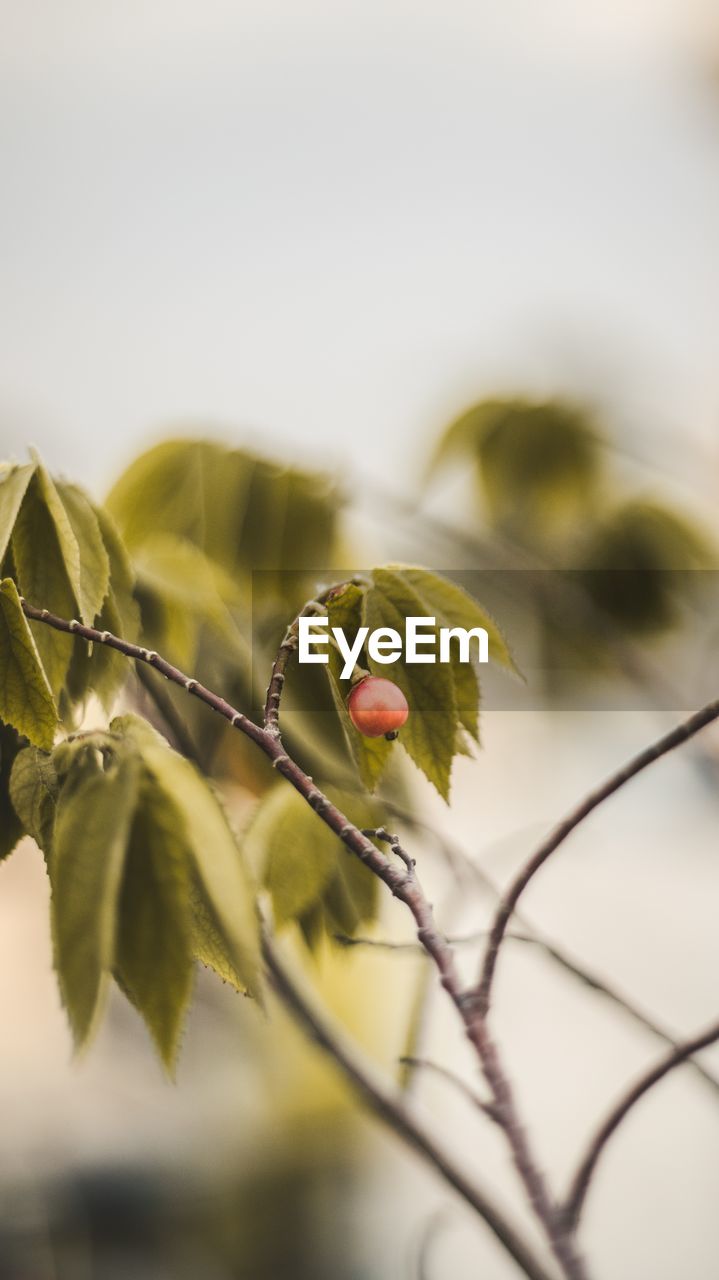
[106,439,340,599]
[578,500,713,634]
[0,722,24,861]
[0,578,57,749]
[115,775,194,1070]
[431,398,601,534]
[364,569,457,800]
[95,505,140,639]
[323,845,378,938]
[248,783,382,939]
[9,745,58,858]
[134,533,242,615]
[296,899,327,953]
[249,786,339,925]
[134,533,248,669]
[52,750,139,1047]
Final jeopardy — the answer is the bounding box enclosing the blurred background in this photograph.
[1,2,719,1278]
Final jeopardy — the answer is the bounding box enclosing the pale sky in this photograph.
[1,0,718,500]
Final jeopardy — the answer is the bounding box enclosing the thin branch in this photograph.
[410,1207,451,1280]
[262,931,553,1280]
[264,622,298,734]
[563,1019,719,1231]
[475,698,719,1015]
[363,826,417,873]
[335,927,719,1099]
[398,1056,498,1120]
[264,591,338,733]
[21,597,586,1280]
[510,934,719,1100]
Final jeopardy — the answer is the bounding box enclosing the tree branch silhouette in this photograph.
[475,700,719,1014]
[262,928,550,1280]
[20,595,586,1280]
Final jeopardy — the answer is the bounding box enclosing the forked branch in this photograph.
[21,596,567,1280]
[25,595,719,1280]
[475,700,719,1014]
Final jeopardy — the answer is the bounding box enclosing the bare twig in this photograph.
[363,826,417,873]
[264,622,298,734]
[335,926,719,1099]
[563,1019,719,1230]
[20,596,560,1280]
[410,1206,451,1280]
[22,597,585,1280]
[264,592,337,733]
[262,930,552,1280]
[475,700,719,1015]
[398,1056,498,1120]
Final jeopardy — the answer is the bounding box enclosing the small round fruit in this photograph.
[347,676,409,739]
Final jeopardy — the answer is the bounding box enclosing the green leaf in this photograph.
[325,584,393,792]
[65,506,140,712]
[106,440,216,553]
[134,533,241,616]
[133,532,248,667]
[91,507,141,709]
[430,398,601,533]
[398,567,517,674]
[364,569,457,800]
[578,500,714,634]
[106,439,340,596]
[9,745,58,857]
[397,565,519,741]
[247,786,340,925]
[115,776,194,1070]
[0,463,36,563]
[323,847,378,938]
[51,750,140,1047]
[296,899,327,953]
[0,578,57,749]
[248,783,382,937]
[0,722,25,861]
[56,482,111,624]
[34,463,85,618]
[189,876,250,991]
[95,505,139,638]
[112,714,261,998]
[11,474,77,697]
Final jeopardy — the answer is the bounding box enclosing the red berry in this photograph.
[347,676,409,739]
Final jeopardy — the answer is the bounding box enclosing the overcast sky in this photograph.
[2,1,718,499]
